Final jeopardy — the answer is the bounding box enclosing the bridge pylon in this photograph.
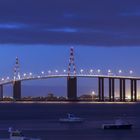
[14,57,20,80]
[13,57,21,100]
[67,47,77,101]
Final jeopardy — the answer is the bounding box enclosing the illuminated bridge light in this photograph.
[1,78,4,81]
[37,76,41,78]
[63,69,66,73]
[41,71,44,74]
[18,74,21,79]
[80,69,84,73]
[90,69,93,74]
[108,69,112,76]
[55,70,58,73]
[23,73,26,77]
[97,69,101,74]
[108,69,111,73]
[129,70,133,74]
[48,70,51,74]
[6,77,10,80]
[118,70,122,74]
[29,72,32,76]
[13,76,16,80]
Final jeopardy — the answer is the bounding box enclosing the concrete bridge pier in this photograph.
[122,79,126,102]
[120,79,126,102]
[120,79,123,101]
[109,78,115,102]
[112,78,115,101]
[98,77,104,101]
[0,85,3,99]
[101,78,104,101]
[67,77,77,101]
[13,81,21,100]
[131,79,137,102]
[131,79,134,101]
[134,80,137,101]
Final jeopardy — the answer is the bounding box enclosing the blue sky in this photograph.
[1,0,140,97]
[1,45,140,77]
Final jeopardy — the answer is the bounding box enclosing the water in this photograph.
[0,102,139,140]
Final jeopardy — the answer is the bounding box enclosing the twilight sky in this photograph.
[1,0,140,45]
[1,0,140,97]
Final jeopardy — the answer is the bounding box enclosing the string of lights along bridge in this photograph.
[0,47,139,102]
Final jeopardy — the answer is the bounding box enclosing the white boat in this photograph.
[59,113,84,123]
[102,118,133,129]
[5,127,41,140]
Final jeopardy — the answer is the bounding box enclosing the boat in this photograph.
[102,118,133,129]
[7,127,41,140]
[59,113,84,123]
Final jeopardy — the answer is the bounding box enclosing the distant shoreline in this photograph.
[0,101,138,104]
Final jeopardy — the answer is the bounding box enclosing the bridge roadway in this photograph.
[0,74,140,85]
[0,74,139,102]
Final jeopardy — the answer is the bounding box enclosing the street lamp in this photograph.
[80,69,84,74]
[48,70,51,74]
[18,74,21,79]
[108,69,111,75]
[118,70,122,74]
[108,69,111,73]
[41,71,44,74]
[97,69,101,74]
[6,77,9,80]
[90,69,93,74]
[92,91,95,101]
[55,70,58,73]
[29,72,32,76]
[63,69,66,73]
[129,70,133,75]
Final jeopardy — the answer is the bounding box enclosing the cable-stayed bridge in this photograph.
[0,48,139,102]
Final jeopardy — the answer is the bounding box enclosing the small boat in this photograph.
[7,127,41,140]
[59,113,84,123]
[102,118,133,129]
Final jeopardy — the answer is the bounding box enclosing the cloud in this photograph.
[0,0,140,46]
[46,28,78,33]
[0,23,27,29]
